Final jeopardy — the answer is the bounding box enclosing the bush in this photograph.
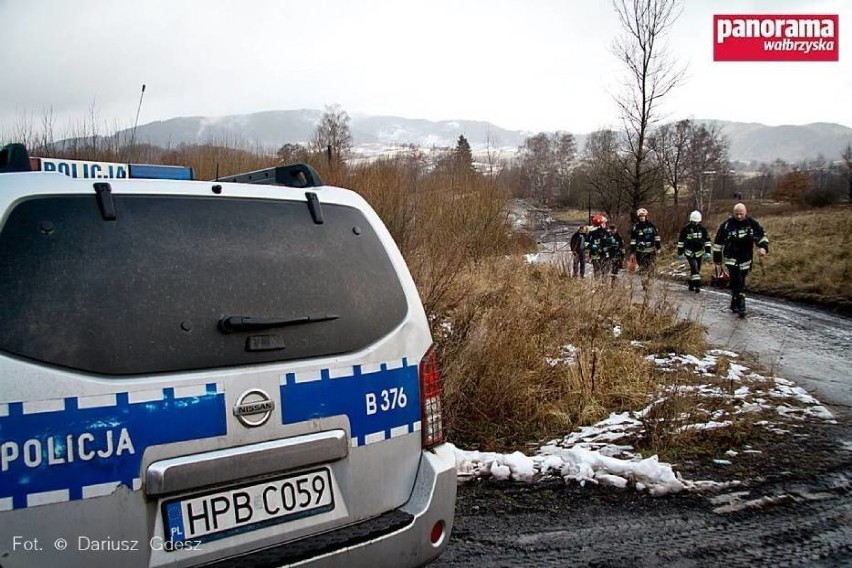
[802,187,839,207]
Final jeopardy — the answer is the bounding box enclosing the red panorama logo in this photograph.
[714,14,838,61]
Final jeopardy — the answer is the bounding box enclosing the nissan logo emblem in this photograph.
[233,388,275,427]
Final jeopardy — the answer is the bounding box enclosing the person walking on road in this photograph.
[629,208,661,277]
[712,202,769,316]
[587,215,611,278]
[570,225,588,278]
[608,224,625,282]
[677,210,712,293]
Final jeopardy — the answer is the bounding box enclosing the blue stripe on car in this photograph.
[280,359,421,446]
[0,384,226,510]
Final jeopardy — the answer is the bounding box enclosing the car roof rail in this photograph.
[0,143,33,173]
[216,164,324,188]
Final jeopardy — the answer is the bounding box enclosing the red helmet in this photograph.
[592,214,606,227]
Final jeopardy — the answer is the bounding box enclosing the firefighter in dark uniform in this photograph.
[629,208,661,273]
[676,210,712,293]
[608,224,625,281]
[587,214,610,278]
[713,203,769,315]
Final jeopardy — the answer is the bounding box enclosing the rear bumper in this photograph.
[207,443,457,568]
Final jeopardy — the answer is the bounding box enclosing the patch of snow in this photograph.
[450,346,837,496]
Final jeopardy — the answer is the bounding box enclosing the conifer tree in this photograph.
[454,135,474,171]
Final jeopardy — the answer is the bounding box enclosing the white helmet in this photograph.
[689,210,702,223]
[636,208,648,217]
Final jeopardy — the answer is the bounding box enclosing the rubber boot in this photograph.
[738,294,747,316]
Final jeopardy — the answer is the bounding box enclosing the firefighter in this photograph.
[608,224,625,281]
[712,203,769,316]
[629,208,661,273]
[676,210,712,293]
[587,214,610,278]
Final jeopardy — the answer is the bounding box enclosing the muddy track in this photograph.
[435,420,852,567]
[439,486,849,567]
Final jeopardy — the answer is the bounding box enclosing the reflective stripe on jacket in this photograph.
[630,220,661,254]
[712,216,769,266]
[676,222,711,257]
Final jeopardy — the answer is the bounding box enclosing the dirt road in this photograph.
[433,267,852,567]
[663,280,852,418]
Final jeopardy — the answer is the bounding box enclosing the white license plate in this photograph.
[163,468,334,545]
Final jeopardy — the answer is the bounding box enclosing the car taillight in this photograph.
[419,344,444,448]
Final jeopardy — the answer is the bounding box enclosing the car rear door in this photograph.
[0,174,432,567]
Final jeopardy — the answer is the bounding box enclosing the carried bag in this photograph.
[627,255,638,273]
[710,265,729,288]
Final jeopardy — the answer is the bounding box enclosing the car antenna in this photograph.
[128,84,146,160]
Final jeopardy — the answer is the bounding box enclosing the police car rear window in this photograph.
[0,195,408,375]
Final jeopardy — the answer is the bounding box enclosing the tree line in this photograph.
[504,121,851,214]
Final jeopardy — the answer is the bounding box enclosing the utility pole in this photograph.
[587,190,592,225]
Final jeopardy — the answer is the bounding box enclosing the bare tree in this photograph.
[517,132,577,205]
[276,143,308,163]
[483,131,502,177]
[582,129,631,217]
[11,110,36,148]
[33,107,57,155]
[842,142,852,202]
[554,132,577,179]
[649,118,690,205]
[519,133,550,202]
[311,104,352,164]
[612,0,684,215]
[685,122,728,211]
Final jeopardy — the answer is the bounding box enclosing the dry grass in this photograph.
[551,208,589,223]
[434,259,707,451]
[335,157,514,317]
[747,206,852,310]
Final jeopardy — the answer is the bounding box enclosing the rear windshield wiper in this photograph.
[219,314,339,334]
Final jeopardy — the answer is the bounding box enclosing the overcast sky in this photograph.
[1,0,850,139]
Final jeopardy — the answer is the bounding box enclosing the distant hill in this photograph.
[125,109,324,148]
[124,110,530,152]
[696,120,852,164]
[118,110,852,164]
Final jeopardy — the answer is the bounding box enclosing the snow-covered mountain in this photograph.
[122,110,529,152]
[118,110,852,163]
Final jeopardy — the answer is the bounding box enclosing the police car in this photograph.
[0,143,456,567]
